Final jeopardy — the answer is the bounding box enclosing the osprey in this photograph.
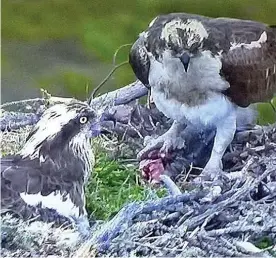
[129,13,276,181]
[1,100,101,233]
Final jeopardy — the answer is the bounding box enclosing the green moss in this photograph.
[255,236,273,249]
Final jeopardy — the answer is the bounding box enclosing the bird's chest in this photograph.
[148,50,229,106]
[151,89,234,127]
[148,50,232,126]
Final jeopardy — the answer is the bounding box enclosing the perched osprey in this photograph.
[129,13,276,181]
[1,100,101,234]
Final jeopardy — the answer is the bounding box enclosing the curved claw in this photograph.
[137,137,166,160]
[138,133,185,161]
[159,139,174,154]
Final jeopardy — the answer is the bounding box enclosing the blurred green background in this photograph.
[2,0,276,123]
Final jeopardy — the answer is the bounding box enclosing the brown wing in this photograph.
[129,33,150,87]
[1,157,29,217]
[219,24,276,107]
[1,154,86,220]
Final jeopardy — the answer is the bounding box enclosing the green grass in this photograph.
[85,150,166,220]
[257,102,276,125]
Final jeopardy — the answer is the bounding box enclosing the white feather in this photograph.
[69,133,94,183]
[230,31,267,50]
[149,47,237,172]
[19,103,80,159]
[149,49,229,101]
[161,18,208,47]
[151,89,234,128]
[20,191,83,218]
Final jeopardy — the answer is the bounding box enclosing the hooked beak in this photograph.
[179,53,190,72]
[89,120,102,137]
[89,111,116,137]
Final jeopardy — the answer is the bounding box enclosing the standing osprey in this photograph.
[129,13,276,181]
[1,100,101,234]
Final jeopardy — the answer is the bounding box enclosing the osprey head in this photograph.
[129,15,210,86]
[159,18,209,72]
[19,100,100,160]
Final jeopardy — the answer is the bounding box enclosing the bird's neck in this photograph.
[19,135,94,184]
[68,135,94,183]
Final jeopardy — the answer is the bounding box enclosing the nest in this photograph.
[1,93,276,257]
[1,214,82,257]
[84,121,276,257]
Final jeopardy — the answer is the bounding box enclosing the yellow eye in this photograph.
[79,116,88,124]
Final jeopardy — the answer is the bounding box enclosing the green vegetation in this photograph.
[85,150,166,220]
[3,1,276,47]
[37,69,93,100]
[2,0,276,124]
[255,236,275,256]
[255,236,273,249]
[257,102,276,125]
[3,0,276,62]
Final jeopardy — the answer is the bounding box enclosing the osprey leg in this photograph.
[201,111,237,179]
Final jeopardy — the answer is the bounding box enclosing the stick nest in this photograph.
[1,99,276,257]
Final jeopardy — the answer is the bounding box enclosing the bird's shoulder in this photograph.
[198,17,276,107]
[202,17,275,54]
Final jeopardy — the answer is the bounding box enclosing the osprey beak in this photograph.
[179,53,190,72]
[89,111,115,137]
[89,120,102,137]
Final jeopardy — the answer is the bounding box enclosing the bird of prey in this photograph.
[129,13,276,182]
[1,100,101,234]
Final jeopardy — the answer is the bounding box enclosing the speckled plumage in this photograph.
[130,13,276,180]
[130,13,276,107]
[1,100,98,227]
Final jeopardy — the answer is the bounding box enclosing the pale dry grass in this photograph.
[1,126,32,156]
